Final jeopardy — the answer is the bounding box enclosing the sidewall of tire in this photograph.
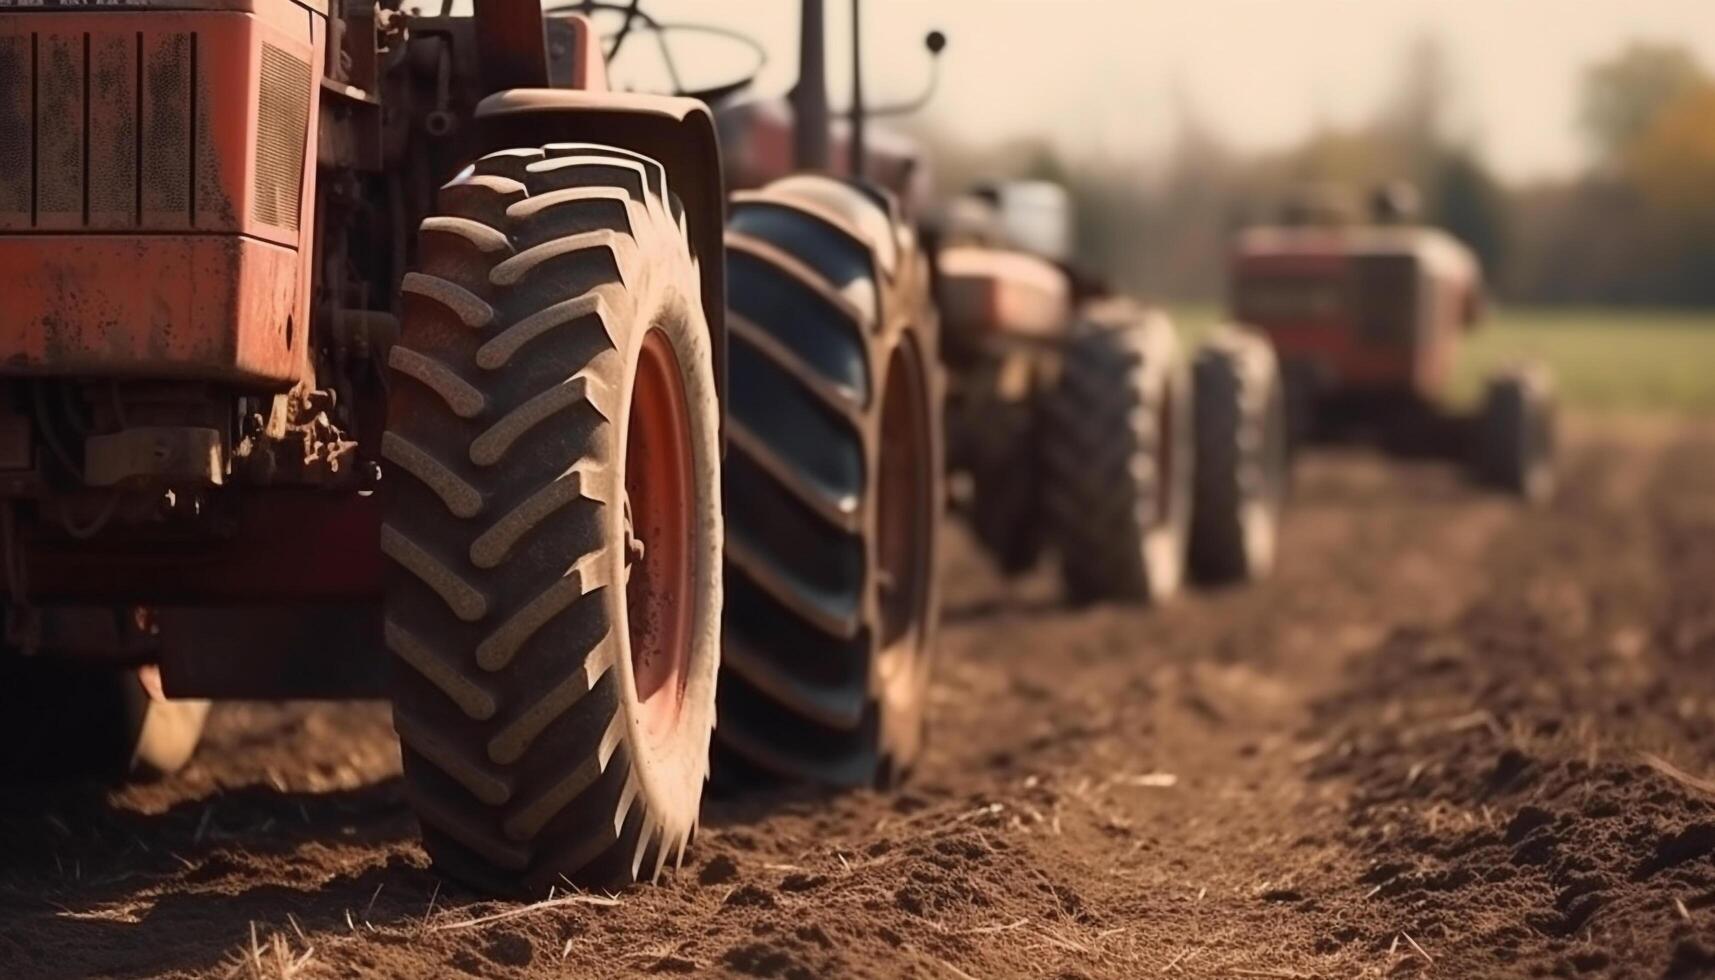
[1044,311,1191,605]
[610,288,723,824]
[1148,320,1194,601]
[872,310,943,774]
[1189,326,1288,584]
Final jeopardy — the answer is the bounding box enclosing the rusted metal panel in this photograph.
[0,33,32,228]
[32,30,81,229]
[0,234,300,384]
[86,30,138,228]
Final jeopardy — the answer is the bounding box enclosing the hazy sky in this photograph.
[477,1,1715,180]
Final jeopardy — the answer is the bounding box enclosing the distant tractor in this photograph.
[937,180,1290,599]
[1230,185,1555,501]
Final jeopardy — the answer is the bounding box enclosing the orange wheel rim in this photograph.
[624,329,696,742]
[876,341,932,658]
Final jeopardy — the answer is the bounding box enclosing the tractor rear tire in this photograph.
[1475,365,1556,502]
[1041,310,1192,604]
[0,660,206,782]
[382,144,721,894]
[717,176,943,788]
[1188,327,1289,584]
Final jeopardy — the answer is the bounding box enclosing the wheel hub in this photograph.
[623,330,696,742]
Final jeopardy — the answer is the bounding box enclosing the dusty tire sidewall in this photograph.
[608,276,723,817]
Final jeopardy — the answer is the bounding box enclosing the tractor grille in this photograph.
[0,28,201,230]
[0,24,309,234]
[253,42,308,231]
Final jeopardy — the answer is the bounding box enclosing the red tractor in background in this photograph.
[0,0,945,895]
[936,180,1291,599]
[1231,184,1555,500]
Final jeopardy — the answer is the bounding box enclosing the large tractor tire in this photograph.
[0,660,206,782]
[382,144,722,894]
[1188,327,1289,584]
[718,175,943,788]
[1474,364,1556,503]
[1041,309,1192,605]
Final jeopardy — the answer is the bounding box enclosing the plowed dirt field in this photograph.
[4,418,1713,979]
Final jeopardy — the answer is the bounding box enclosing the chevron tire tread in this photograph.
[1041,312,1191,604]
[383,144,721,894]
[1189,326,1289,584]
[716,176,943,789]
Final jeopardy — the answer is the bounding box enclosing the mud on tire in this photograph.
[717,176,943,787]
[1041,309,1192,604]
[1189,326,1289,584]
[382,144,722,893]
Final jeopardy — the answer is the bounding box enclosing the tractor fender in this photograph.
[472,90,728,429]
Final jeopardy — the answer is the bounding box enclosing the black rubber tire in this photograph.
[1188,326,1289,584]
[1474,364,1556,503]
[382,144,722,894]
[953,351,1045,576]
[1041,309,1192,604]
[716,175,943,788]
[0,659,206,782]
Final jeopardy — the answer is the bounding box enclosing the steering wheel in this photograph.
[545,0,767,103]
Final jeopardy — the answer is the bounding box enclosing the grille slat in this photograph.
[33,30,82,227]
[87,31,137,228]
[253,42,307,231]
[138,29,190,224]
[0,34,29,227]
[0,22,309,235]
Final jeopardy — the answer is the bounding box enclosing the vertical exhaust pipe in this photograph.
[849,0,865,180]
[791,0,830,171]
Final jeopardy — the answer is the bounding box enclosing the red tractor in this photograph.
[0,0,942,895]
[1231,185,1555,499]
[936,180,1291,599]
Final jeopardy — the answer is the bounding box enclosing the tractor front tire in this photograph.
[1041,310,1192,604]
[383,144,721,894]
[1188,327,1289,584]
[717,176,943,788]
[1475,365,1556,503]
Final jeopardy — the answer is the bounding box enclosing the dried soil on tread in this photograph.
[2,416,1714,978]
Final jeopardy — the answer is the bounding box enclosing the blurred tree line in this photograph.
[920,38,1715,307]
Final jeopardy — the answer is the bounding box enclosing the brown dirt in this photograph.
[4,417,1715,979]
